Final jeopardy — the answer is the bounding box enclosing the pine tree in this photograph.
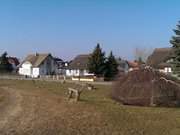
[0,52,12,73]
[104,51,119,80]
[137,57,145,65]
[88,43,106,76]
[170,21,180,76]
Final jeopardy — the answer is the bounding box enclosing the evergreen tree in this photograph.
[0,52,12,73]
[104,51,119,80]
[88,43,106,76]
[137,57,144,65]
[170,21,180,76]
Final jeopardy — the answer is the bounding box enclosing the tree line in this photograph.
[88,44,119,80]
[0,52,13,73]
[87,20,180,78]
[170,21,180,76]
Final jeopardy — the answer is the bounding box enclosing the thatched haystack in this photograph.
[112,68,180,107]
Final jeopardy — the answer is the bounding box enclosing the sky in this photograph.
[0,0,179,61]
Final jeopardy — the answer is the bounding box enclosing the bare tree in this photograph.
[134,47,153,63]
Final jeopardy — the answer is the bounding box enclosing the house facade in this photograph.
[19,53,58,78]
[146,47,173,74]
[66,54,94,77]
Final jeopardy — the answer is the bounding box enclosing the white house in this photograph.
[147,48,173,74]
[19,53,58,78]
[66,54,94,77]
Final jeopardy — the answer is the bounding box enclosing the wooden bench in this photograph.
[67,83,86,101]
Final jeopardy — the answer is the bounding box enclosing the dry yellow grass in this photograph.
[0,79,180,135]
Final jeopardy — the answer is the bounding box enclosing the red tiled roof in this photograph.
[127,61,139,68]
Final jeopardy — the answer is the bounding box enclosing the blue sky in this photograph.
[0,0,179,60]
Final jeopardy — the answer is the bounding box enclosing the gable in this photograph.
[22,61,32,68]
[20,53,52,68]
[147,48,174,68]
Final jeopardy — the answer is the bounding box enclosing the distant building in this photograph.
[146,47,173,74]
[127,61,140,72]
[116,59,129,73]
[19,53,58,78]
[53,57,68,75]
[66,54,94,77]
[116,58,142,73]
[8,57,20,72]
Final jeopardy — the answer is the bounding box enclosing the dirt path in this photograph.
[0,86,103,135]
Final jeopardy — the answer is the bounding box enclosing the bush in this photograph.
[112,68,180,107]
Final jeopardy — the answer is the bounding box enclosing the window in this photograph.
[164,67,172,73]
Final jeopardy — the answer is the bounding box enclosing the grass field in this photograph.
[0,79,180,135]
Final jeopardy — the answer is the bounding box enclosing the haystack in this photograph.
[112,68,180,107]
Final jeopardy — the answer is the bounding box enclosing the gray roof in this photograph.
[68,54,90,70]
[146,47,174,68]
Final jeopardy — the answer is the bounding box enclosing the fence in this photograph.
[0,74,112,86]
